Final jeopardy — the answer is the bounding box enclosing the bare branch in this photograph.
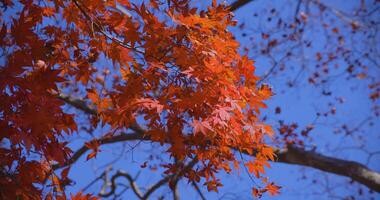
[192,181,207,200]
[172,185,180,200]
[59,95,380,192]
[229,0,254,11]
[99,170,144,199]
[58,94,97,115]
[83,166,112,192]
[142,159,198,200]
[58,93,145,134]
[275,146,380,193]
[294,0,302,19]
[142,176,171,200]
[52,133,148,170]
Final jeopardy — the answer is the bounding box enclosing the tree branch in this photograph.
[229,0,254,11]
[192,181,207,200]
[52,133,149,170]
[58,95,380,192]
[58,94,145,134]
[275,146,380,192]
[171,184,180,200]
[99,170,144,199]
[142,159,198,200]
[58,94,97,115]
[142,176,172,200]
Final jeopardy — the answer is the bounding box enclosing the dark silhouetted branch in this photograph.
[59,95,380,192]
[142,158,198,200]
[100,170,143,199]
[275,146,380,193]
[192,181,207,200]
[52,133,148,170]
[58,94,97,115]
[229,0,254,11]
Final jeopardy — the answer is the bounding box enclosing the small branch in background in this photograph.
[99,166,112,195]
[58,94,97,115]
[52,133,148,170]
[58,93,146,134]
[83,166,113,192]
[92,158,198,200]
[310,0,364,28]
[99,170,144,199]
[294,0,302,20]
[142,176,172,200]
[142,158,198,200]
[192,181,207,200]
[71,0,136,51]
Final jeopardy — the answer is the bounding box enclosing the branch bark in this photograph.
[58,95,380,193]
[229,0,254,11]
[276,146,380,192]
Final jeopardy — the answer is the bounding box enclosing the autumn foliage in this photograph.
[0,0,277,199]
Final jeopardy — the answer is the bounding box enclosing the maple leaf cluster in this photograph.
[0,0,278,198]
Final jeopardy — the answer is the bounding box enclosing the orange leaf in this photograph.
[265,183,281,196]
[71,191,98,200]
[251,187,262,198]
[86,151,97,161]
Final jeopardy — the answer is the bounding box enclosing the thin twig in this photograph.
[192,181,207,200]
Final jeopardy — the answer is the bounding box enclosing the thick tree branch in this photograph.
[229,0,254,11]
[58,95,380,192]
[276,146,380,192]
